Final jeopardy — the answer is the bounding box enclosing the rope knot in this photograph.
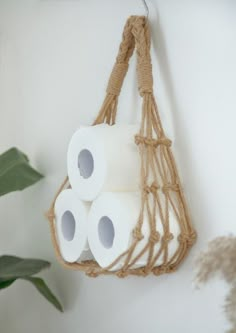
[152,266,161,276]
[164,232,174,242]
[158,138,172,147]
[149,231,160,244]
[152,266,166,275]
[150,181,159,193]
[116,270,128,278]
[162,183,179,194]
[138,267,149,276]
[143,184,151,194]
[178,231,197,246]
[106,63,129,96]
[86,270,99,278]
[134,134,145,146]
[142,182,159,195]
[133,227,144,241]
[135,135,172,148]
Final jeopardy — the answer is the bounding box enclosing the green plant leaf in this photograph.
[0,256,50,281]
[0,279,16,289]
[0,147,43,197]
[23,277,63,312]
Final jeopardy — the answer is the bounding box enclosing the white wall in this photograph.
[0,0,236,332]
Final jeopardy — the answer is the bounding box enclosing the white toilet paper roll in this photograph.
[88,192,180,270]
[67,124,140,201]
[54,189,92,263]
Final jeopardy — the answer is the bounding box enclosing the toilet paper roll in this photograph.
[67,124,140,201]
[54,189,92,263]
[88,192,180,270]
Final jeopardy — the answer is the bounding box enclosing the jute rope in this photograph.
[46,16,196,277]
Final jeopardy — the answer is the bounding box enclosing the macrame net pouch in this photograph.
[46,16,197,277]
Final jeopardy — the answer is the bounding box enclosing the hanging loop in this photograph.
[106,16,153,97]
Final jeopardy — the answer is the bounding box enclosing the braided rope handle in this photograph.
[107,16,152,96]
[94,16,155,125]
[46,16,196,277]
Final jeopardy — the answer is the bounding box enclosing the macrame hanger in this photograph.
[46,5,197,277]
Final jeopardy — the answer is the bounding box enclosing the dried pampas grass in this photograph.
[195,236,236,333]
